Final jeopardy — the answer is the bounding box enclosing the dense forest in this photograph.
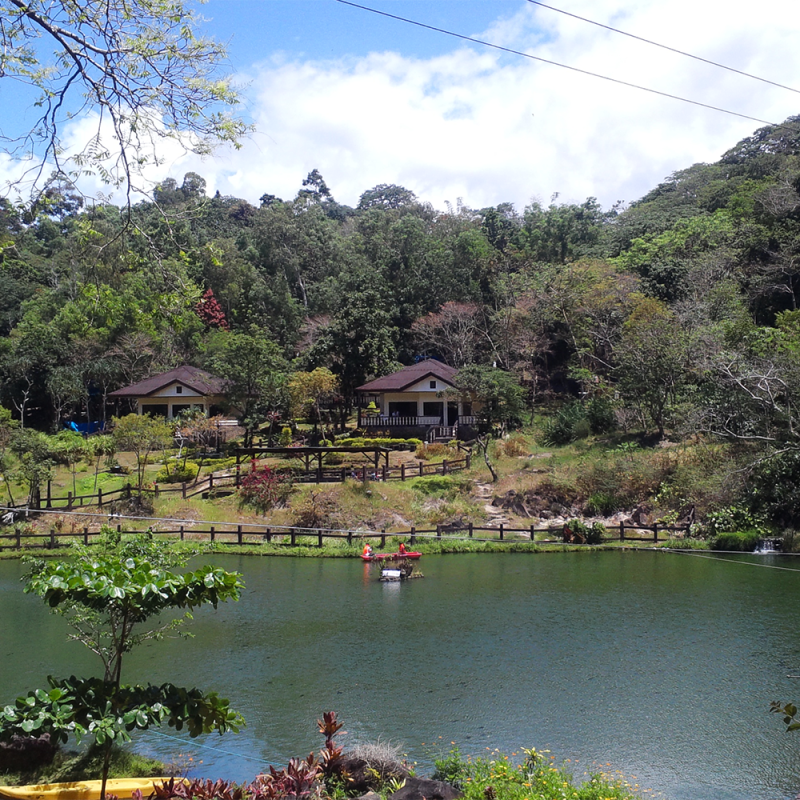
[2,115,800,527]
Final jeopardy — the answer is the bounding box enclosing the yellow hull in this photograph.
[0,778,178,800]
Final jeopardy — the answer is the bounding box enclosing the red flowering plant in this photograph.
[238,465,292,512]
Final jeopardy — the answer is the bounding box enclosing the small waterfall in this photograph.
[755,537,781,554]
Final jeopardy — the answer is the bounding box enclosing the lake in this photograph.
[2,550,800,800]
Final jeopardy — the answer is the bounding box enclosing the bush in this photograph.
[411,475,467,497]
[337,437,422,450]
[586,396,617,434]
[155,461,199,484]
[710,531,761,551]
[566,518,605,544]
[496,435,528,457]
[540,403,587,446]
[415,442,458,460]
[278,426,293,447]
[238,466,293,512]
[586,491,622,515]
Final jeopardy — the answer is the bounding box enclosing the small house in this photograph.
[356,360,477,438]
[108,365,227,420]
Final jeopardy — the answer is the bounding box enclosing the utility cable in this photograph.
[335,0,796,132]
[526,0,800,96]
[141,728,269,765]
[661,548,800,572]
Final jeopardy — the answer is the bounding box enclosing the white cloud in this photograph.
[7,0,800,212]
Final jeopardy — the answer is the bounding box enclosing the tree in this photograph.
[288,368,339,433]
[411,302,487,367]
[453,365,526,432]
[112,413,173,494]
[206,328,289,447]
[614,297,691,438]
[0,0,247,201]
[0,531,244,799]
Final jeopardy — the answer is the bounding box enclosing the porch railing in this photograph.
[363,415,442,427]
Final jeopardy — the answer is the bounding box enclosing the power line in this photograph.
[335,0,794,132]
[526,0,800,96]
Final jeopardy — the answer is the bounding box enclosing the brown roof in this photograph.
[109,366,226,398]
[356,360,458,393]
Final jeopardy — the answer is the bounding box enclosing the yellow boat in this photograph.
[0,777,180,800]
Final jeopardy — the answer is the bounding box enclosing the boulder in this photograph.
[389,777,462,800]
[0,733,56,772]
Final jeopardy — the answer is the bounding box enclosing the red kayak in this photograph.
[361,551,421,561]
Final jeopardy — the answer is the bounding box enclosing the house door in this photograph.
[447,402,458,426]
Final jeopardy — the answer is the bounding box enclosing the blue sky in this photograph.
[2,0,800,211]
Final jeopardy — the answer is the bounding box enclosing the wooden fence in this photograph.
[25,456,473,512]
[0,519,689,551]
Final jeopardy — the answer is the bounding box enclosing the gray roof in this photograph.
[109,366,226,398]
[356,360,458,393]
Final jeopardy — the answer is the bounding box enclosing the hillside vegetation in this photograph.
[2,117,800,537]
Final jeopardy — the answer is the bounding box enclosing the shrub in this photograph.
[566,518,605,544]
[238,466,292,512]
[278,426,293,447]
[710,531,761,551]
[586,491,622,516]
[155,461,199,484]
[496,435,528,457]
[411,475,467,497]
[586,396,617,434]
[415,442,458,460]
[540,403,587,446]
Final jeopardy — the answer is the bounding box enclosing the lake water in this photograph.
[2,550,800,800]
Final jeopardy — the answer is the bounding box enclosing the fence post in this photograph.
[530,524,535,541]
[341,467,346,483]
[16,527,21,548]
[347,530,352,545]
[49,528,56,549]
[410,526,416,546]
[291,529,296,546]
[401,463,406,481]
[237,525,243,545]
[84,527,89,545]
[316,466,322,484]
[209,473,214,490]
[469,522,473,538]
[46,480,52,509]
[210,526,215,543]
[180,525,184,541]
[619,521,625,541]
[117,524,121,533]
[67,491,73,511]
[653,523,658,543]
[382,465,387,482]
[436,524,442,539]
[182,482,187,500]
[318,529,323,548]
[442,459,448,475]
[499,523,504,541]
[235,465,241,488]
[98,488,103,507]
[265,528,272,543]
[466,452,471,469]
[126,483,132,500]
[419,462,424,477]
[362,468,367,484]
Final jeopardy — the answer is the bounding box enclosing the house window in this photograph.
[430,380,436,389]
[176,386,183,394]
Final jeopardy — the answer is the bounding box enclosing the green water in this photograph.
[3,550,800,800]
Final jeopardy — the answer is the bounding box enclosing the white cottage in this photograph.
[356,360,477,435]
[108,365,227,420]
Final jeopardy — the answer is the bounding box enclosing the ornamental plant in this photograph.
[238,466,292,512]
[0,529,245,800]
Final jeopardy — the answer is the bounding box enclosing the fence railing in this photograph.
[0,519,690,551]
[10,456,474,514]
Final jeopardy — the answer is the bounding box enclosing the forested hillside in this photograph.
[2,116,800,526]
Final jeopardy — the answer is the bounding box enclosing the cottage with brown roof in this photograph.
[356,360,478,437]
[108,366,227,420]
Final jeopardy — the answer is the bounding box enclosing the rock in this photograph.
[354,793,382,800]
[389,777,462,800]
[0,734,56,772]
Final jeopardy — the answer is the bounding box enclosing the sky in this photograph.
[3,0,800,212]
